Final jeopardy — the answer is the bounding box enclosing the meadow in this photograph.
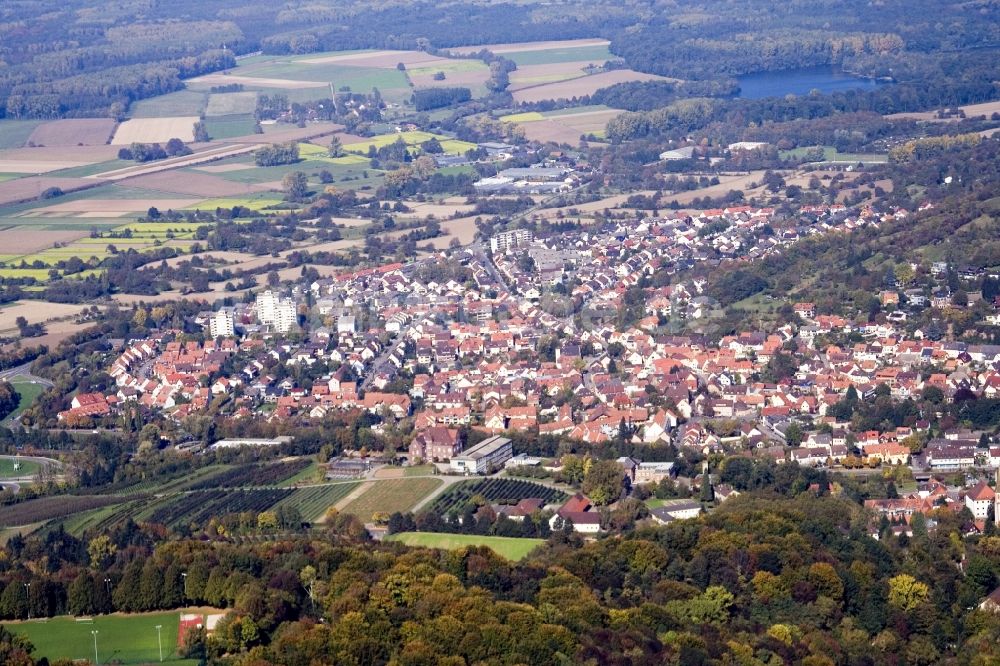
[4,379,45,424]
[12,610,193,665]
[0,456,41,477]
[386,532,545,561]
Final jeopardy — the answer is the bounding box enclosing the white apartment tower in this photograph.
[256,290,297,333]
[209,309,235,338]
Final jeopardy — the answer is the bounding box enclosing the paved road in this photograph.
[0,362,54,388]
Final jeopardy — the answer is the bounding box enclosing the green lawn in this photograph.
[11,610,195,665]
[341,478,443,522]
[0,456,40,477]
[6,379,45,423]
[386,532,544,561]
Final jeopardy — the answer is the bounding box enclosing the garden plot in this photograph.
[111,117,199,144]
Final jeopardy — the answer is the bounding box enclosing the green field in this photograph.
[0,121,44,149]
[341,130,475,156]
[205,91,259,116]
[780,145,888,163]
[275,482,360,521]
[505,44,614,66]
[0,456,41,477]
[238,61,410,91]
[341,478,443,522]
[129,90,208,118]
[12,610,194,665]
[204,114,259,140]
[499,111,546,123]
[386,532,544,561]
[183,196,285,212]
[6,379,46,423]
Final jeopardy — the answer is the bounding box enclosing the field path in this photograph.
[91,143,263,181]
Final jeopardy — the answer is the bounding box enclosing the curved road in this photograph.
[0,362,54,388]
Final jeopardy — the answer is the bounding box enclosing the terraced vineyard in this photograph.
[428,479,565,515]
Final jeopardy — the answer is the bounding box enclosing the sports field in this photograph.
[340,478,443,522]
[12,610,194,665]
[386,532,544,561]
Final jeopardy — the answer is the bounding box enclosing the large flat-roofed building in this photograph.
[210,436,294,450]
[450,435,513,475]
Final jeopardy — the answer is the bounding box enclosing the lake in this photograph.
[736,66,886,99]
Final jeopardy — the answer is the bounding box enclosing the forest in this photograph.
[2,489,1000,665]
[1,0,998,118]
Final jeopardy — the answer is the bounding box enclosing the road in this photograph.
[0,362,54,388]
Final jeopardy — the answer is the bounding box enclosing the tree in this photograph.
[888,574,929,611]
[329,135,344,158]
[282,171,309,200]
[68,572,95,616]
[582,460,624,505]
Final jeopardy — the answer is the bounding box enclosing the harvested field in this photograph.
[0,121,44,149]
[2,319,97,351]
[205,91,259,116]
[193,163,254,173]
[394,201,476,219]
[512,70,668,104]
[188,73,328,89]
[447,38,610,56]
[409,68,492,91]
[124,170,273,197]
[886,100,1000,122]
[229,122,343,144]
[26,119,116,147]
[0,145,121,164]
[0,160,93,174]
[663,172,767,206]
[0,301,93,333]
[26,198,202,214]
[0,177,97,206]
[0,228,89,254]
[517,108,620,144]
[111,117,199,144]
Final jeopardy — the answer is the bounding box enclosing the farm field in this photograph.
[130,90,208,118]
[12,610,194,665]
[276,483,361,522]
[386,532,544,561]
[205,92,259,116]
[186,460,311,490]
[429,478,565,515]
[340,478,444,522]
[142,488,293,527]
[0,495,127,527]
[446,38,611,57]
[111,117,199,145]
[0,121,45,149]
[0,301,93,333]
[512,69,669,104]
[341,130,475,155]
[779,145,888,163]
[27,119,116,147]
[501,105,620,144]
[205,114,259,140]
